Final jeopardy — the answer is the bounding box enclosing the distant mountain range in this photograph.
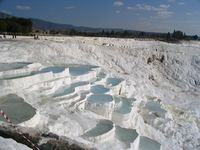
[31,18,111,32]
[0,11,11,18]
[0,12,125,32]
[1,11,198,37]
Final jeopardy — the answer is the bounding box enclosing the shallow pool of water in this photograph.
[90,85,109,94]
[115,126,138,143]
[2,66,66,80]
[69,65,98,76]
[83,120,113,137]
[0,62,31,72]
[39,66,65,73]
[138,136,161,150]
[2,72,35,80]
[115,97,133,114]
[53,81,89,97]
[106,78,123,86]
[87,94,113,104]
[145,101,166,118]
[0,94,36,124]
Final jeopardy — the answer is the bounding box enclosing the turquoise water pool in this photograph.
[145,101,166,118]
[0,62,31,72]
[0,94,36,124]
[53,81,89,97]
[39,66,65,73]
[2,66,66,80]
[115,126,138,143]
[83,120,113,137]
[115,97,132,114]
[138,136,161,150]
[87,94,113,104]
[69,65,98,76]
[90,85,109,94]
[106,78,123,86]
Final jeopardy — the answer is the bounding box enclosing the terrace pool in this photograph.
[53,81,89,97]
[69,65,98,76]
[106,78,123,86]
[90,85,109,94]
[2,66,66,80]
[83,120,113,137]
[115,126,138,144]
[87,94,113,104]
[145,101,166,118]
[114,97,133,114]
[137,136,161,150]
[0,94,36,124]
[39,66,65,73]
[0,62,31,72]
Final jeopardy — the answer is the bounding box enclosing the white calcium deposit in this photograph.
[0,36,200,150]
[0,136,31,150]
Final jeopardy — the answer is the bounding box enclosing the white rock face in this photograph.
[131,136,161,150]
[0,137,31,150]
[85,97,115,119]
[0,36,200,150]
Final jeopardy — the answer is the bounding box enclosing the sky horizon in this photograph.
[0,0,200,35]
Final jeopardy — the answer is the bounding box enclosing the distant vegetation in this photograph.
[0,15,199,42]
[0,17,32,34]
[49,29,199,42]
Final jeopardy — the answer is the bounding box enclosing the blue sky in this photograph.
[0,0,200,35]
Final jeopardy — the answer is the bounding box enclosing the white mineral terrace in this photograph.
[0,36,200,150]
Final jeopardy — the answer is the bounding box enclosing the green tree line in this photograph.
[50,29,199,42]
[0,17,32,34]
[0,16,198,42]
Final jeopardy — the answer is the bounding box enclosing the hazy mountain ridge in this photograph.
[31,18,125,32]
[0,11,11,18]
[0,12,124,32]
[0,11,199,39]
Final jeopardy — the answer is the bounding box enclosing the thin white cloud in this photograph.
[127,6,136,10]
[155,10,173,18]
[168,0,185,6]
[178,2,185,5]
[185,11,200,16]
[16,5,31,10]
[64,6,75,10]
[136,13,140,16]
[1,10,12,14]
[160,4,170,9]
[127,4,173,19]
[114,1,124,7]
[135,4,171,12]
[186,12,191,15]
[168,0,176,2]
[115,10,121,14]
[136,4,154,11]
